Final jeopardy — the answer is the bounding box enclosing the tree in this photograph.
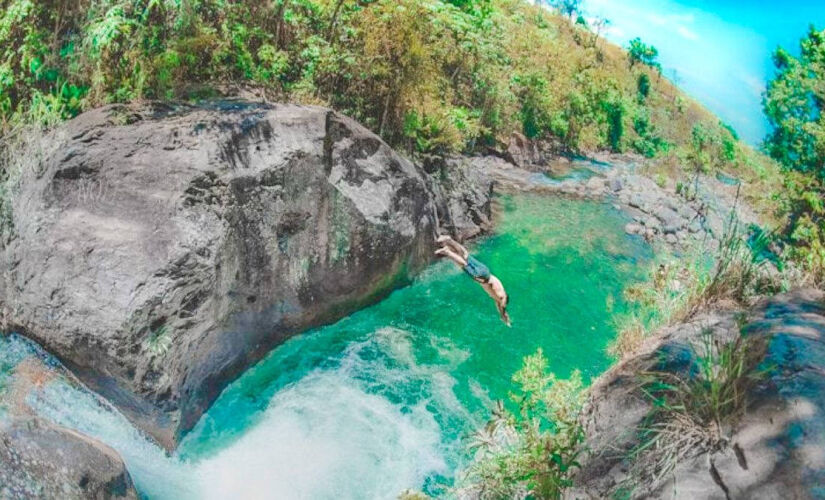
[543,0,582,21]
[627,37,661,72]
[763,25,825,178]
[763,25,825,282]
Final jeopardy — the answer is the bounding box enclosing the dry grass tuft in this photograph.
[627,327,768,489]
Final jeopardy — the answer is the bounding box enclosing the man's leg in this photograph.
[437,235,469,260]
[435,247,468,268]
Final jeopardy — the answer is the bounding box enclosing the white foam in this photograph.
[193,371,448,499]
[2,328,472,499]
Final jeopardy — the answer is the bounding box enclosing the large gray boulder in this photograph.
[0,416,138,499]
[0,100,442,448]
[569,289,825,499]
[426,156,494,241]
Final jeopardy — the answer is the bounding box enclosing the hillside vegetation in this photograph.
[0,0,772,176]
[763,25,825,282]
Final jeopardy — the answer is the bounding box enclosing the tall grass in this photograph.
[628,326,768,488]
[609,200,781,358]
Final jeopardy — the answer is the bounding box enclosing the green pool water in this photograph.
[0,193,652,499]
[174,194,652,498]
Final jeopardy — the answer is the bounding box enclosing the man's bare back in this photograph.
[434,235,511,326]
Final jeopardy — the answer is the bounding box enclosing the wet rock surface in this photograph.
[0,99,476,448]
[427,156,494,241]
[568,289,825,499]
[0,334,138,500]
[0,415,138,500]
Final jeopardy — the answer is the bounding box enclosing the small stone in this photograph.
[629,193,646,210]
[657,206,684,234]
[625,223,643,235]
[644,216,660,229]
[666,233,678,244]
[586,176,606,195]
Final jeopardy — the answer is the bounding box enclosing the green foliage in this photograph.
[603,96,626,152]
[779,171,825,283]
[460,348,585,500]
[627,38,661,72]
[636,73,650,101]
[514,72,554,140]
[0,0,747,163]
[763,25,825,283]
[763,25,825,178]
[631,110,668,158]
[545,0,582,20]
[146,325,172,356]
[683,122,740,173]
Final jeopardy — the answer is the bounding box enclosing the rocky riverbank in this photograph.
[568,288,825,499]
[456,150,762,253]
[0,339,138,499]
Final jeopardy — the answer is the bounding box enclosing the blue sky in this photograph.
[584,0,825,145]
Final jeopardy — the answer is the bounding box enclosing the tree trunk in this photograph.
[327,0,347,40]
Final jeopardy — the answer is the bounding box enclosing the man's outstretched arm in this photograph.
[435,246,468,268]
[437,235,469,260]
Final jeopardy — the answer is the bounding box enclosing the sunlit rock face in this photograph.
[0,100,447,449]
[570,288,825,499]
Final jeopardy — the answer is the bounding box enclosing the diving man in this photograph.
[434,235,511,327]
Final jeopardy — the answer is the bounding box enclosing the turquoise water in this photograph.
[0,194,652,499]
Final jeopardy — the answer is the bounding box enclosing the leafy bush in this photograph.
[636,73,651,101]
[779,171,825,284]
[684,122,740,173]
[459,348,585,500]
[763,25,825,283]
[631,109,668,158]
[627,38,661,72]
[763,25,825,178]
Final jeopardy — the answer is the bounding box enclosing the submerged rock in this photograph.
[0,100,448,448]
[570,289,825,499]
[0,416,137,499]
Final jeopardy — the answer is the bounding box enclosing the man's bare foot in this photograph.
[436,235,452,244]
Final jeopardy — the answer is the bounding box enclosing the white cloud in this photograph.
[647,13,668,26]
[671,13,696,24]
[605,25,626,39]
[646,12,696,27]
[676,26,699,41]
[740,73,766,97]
